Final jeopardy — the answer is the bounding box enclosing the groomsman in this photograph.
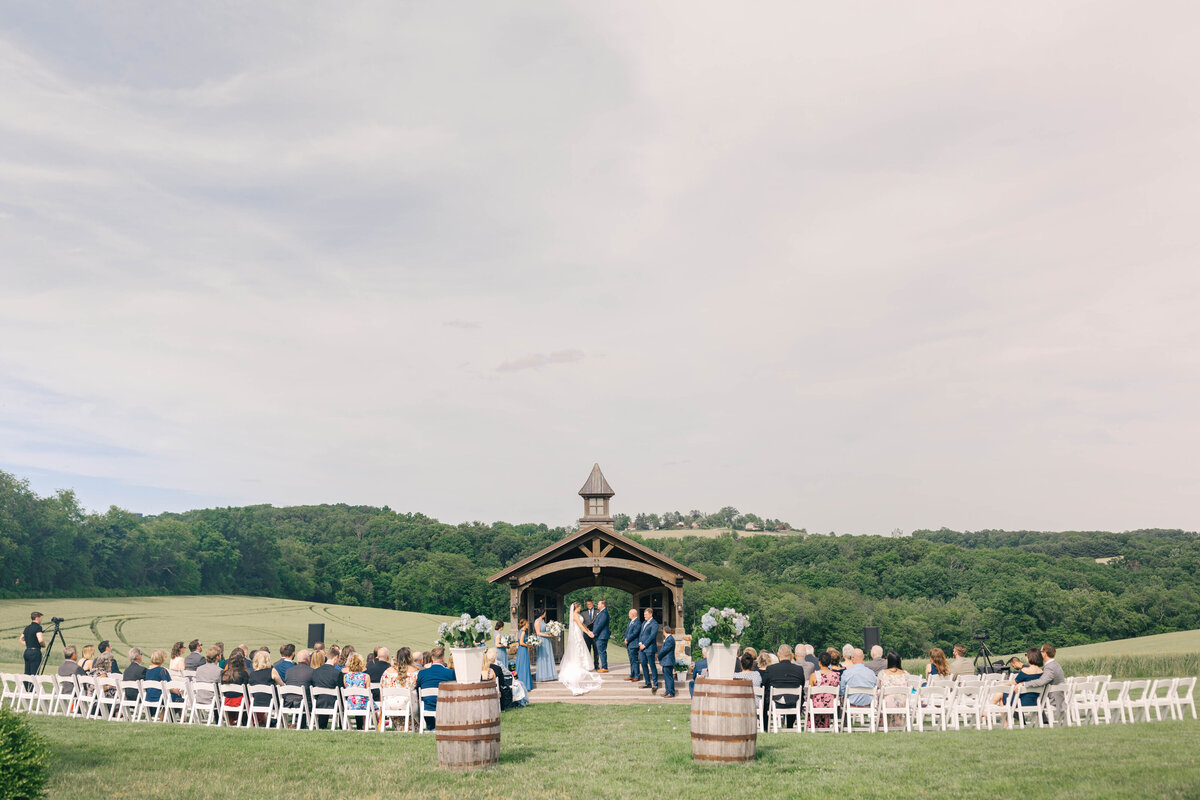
[657,631,676,697]
[624,609,642,682]
[593,600,610,672]
[638,608,659,694]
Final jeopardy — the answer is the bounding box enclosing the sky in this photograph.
[2,1,1198,534]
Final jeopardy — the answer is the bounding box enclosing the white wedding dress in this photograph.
[558,613,603,696]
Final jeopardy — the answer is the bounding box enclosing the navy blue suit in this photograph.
[592,608,610,670]
[624,616,643,680]
[638,616,659,688]
[689,657,707,698]
[657,635,676,696]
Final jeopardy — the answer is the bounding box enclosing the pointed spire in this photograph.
[578,463,615,497]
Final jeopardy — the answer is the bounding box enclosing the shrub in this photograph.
[0,706,49,800]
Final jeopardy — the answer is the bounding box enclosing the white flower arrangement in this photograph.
[545,620,565,638]
[438,613,494,648]
[496,633,512,647]
[526,635,542,648]
[699,606,749,645]
[674,652,692,674]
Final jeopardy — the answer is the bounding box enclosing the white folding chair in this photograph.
[188,682,221,726]
[218,685,249,727]
[879,685,911,732]
[949,684,984,730]
[309,687,343,730]
[72,675,100,719]
[418,687,439,733]
[163,680,190,723]
[981,686,1017,730]
[51,674,79,716]
[275,687,310,730]
[914,685,950,731]
[805,685,840,732]
[341,686,377,731]
[116,679,142,721]
[1067,680,1103,726]
[11,675,37,712]
[1145,678,1175,721]
[1097,680,1126,724]
[753,686,766,733]
[1170,676,1197,720]
[378,685,412,732]
[842,688,878,733]
[1041,684,1069,728]
[135,680,169,722]
[91,675,120,720]
[247,685,279,728]
[768,687,803,733]
[1119,679,1151,723]
[1011,684,1044,728]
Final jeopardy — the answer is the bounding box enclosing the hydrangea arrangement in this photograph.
[438,613,494,648]
[674,651,692,674]
[698,637,712,649]
[545,620,565,638]
[699,607,749,645]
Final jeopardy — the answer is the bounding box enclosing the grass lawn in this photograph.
[0,596,450,672]
[27,705,1200,800]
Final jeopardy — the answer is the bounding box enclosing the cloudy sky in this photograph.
[2,2,1198,534]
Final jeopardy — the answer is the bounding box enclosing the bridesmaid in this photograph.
[515,618,534,693]
[493,621,509,672]
[534,609,557,682]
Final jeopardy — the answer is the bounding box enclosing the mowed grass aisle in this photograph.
[29,705,1200,800]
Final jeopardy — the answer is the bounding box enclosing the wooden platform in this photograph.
[526,663,690,705]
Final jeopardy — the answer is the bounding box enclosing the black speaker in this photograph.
[307,623,325,649]
[863,626,881,653]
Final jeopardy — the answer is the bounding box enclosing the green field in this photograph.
[0,596,450,671]
[23,706,1200,799]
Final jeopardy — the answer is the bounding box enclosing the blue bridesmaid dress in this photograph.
[495,634,509,671]
[515,630,534,693]
[535,620,557,681]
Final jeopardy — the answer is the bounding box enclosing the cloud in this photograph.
[497,349,587,373]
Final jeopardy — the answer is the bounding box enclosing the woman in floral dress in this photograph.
[378,648,414,731]
[877,650,911,730]
[808,651,840,729]
[342,652,372,730]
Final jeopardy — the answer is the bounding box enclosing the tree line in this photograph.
[3,469,1198,658]
[613,506,793,532]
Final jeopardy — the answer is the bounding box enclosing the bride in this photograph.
[558,602,604,696]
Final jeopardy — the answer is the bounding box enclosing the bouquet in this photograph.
[674,652,692,674]
[545,620,565,638]
[496,633,512,647]
[699,607,749,645]
[438,613,494,648]
[525,635,541,648]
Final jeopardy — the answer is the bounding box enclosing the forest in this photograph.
[3,469,1198,657]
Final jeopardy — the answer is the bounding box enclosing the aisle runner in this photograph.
[526,662,691,705]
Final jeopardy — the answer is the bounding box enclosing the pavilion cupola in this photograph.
[578,462,615,525]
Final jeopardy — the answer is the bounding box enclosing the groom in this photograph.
[592,600,610,672]
[582,599,598,668]
[638,608,659,694]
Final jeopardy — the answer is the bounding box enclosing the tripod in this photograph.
[38,621,67,675]
[973,637,999,675]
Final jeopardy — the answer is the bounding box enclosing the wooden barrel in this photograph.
[690,678,757,763]
[434,681,501,771]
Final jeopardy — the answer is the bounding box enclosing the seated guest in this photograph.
[734,651,762,688]
[801,644,819,675]
[343,652,372,730]
[193,645,223,702]
[761,645,807,730]
[949,644,975,679]
[215,642,226,669]
[340,645,357,673]
[184,639,205,671]
[122,648,147,700]
[484,648,517,710]
[924,648,950,681]
[828,649,844,673]
[756,651,774,673]
[808,652,840,729]
[143,649,171,712]
[840,648,878,709]
[378,648,416,728]
[367,646,390,702]
[310,650,342,729]
[79,644,96,673]
[281,649,314,723]
[220,651,250,725]
[168,642,186,676]
[248,650,282,725]
[414,646,455,730]
[993,648,1045,708]
[274,643,296,682]
[741,646,759,666]
[99,640,119,672]
[877,650,911,729]
[57,645,84,678]
[865,645,886,674]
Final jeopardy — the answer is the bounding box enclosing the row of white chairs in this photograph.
[755,675,1196,733]
[0,673,445,733]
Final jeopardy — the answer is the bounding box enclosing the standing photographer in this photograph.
[19,611,45,675]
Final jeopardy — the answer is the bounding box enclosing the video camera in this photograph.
[50,616,65,625]
[973,630,989,640]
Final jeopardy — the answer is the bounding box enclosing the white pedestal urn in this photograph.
[450,646,487,683]
[707,643,740,680]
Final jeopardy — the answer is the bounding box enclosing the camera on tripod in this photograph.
[50,616,65,625]
[973,629,989,640]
